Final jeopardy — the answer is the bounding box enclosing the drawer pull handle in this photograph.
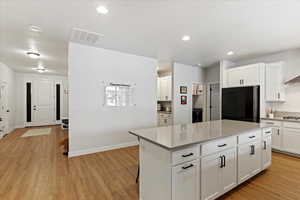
[182,164,194,170]
[265,131,271,134]
[249,136,256,139]
[182,153,194,158]
[217,144,227,147]
[266,122,274,125]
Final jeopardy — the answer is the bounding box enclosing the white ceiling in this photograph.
[1,0,300,75]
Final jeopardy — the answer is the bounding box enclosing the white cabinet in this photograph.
[282,127,300,154]
[201,148,237,200]
[266,62,285,102]
[238,140,261,184]
[226,64,260,88]
[172,159,200,200]
[158,76,172,101]
[272,127,282,150]
[158,113,172,126]
[157,78,161,101]
[201,153,221,200]
[262,135,272,170]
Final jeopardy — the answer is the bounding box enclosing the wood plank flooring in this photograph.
[0,126,300,200]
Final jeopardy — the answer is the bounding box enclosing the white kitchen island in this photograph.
[129,120,273,200]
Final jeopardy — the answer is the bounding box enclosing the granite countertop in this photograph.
[129,120,273,149]
[261,117,300,123]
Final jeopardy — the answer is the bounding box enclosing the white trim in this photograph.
[68,141,139,157]
[15,125,25,129]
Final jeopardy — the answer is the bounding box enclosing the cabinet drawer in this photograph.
[172,145,200,165]
[238,130,261,145]
[202,136,237,156]
[261,120,282,127]
[283,122,300,129]
[263,128,272,137]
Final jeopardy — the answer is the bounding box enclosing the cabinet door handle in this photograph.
[182,164,194,170]
[263,141,267,150]
[240,80,242,85]
[223,155,226,167]
[278,93,280,99]
[217,144,227,147]
[249,136,256,139]
[181,153,194,158]
[220,156,224,168]
[250,145,255,155]
[277,129,280,135]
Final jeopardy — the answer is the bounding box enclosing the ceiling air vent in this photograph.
[70,28,104,45]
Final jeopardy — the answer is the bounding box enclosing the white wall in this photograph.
[15,73,68,128]
[233,49,300,112]
[68,43,157,157]
[204,63,220,83]
[172,63,204,124]
[0,62,16,133]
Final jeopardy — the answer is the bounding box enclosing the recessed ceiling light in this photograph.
[197,63,202,66]
[182,35,191,41]
[227,51,235,56]
[33,66,47,73]
[97,6,109,14]
[26,51,40,59]
[29,25,42,32]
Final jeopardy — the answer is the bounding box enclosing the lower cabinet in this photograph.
[272,127,282,150]
[282,128,300,154]
[201,148,237,200]
[238,140,262,183]
[172,159,200,200]
[262,135,272,170]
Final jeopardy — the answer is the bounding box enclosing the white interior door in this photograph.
[0,82,8,137]
[32,79,55,126]
[209,83,220,121]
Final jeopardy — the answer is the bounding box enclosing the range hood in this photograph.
[284,75,300,84]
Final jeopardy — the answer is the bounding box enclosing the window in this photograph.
[105,84,134,107]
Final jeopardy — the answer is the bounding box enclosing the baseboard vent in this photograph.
[70,28,104,45]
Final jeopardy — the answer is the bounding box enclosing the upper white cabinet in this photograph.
[158,76,172,101]
[226,64,261,88]
[265,62,285,102]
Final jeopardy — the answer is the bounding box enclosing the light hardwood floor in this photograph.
[0,126,300,200]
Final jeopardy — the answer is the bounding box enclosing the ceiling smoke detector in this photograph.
[27,51,40,59]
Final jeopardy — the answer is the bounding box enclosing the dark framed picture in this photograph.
[180,86,187,94]
[181,95,187,105]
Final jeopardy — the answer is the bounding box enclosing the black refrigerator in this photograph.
[222,86,260,123]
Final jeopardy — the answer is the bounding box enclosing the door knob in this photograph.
[6,110,10,113]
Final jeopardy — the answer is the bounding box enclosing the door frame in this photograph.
[0,81,8,137]
[206,82,221,121]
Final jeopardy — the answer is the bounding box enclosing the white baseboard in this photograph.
[68,141,139,158]
[15,125,25,129]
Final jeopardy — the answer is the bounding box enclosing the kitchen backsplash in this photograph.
[273,111,300,118]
